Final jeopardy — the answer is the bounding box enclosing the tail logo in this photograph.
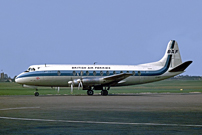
[167,49,178,54]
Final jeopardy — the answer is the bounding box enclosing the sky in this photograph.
[0,0,201,77]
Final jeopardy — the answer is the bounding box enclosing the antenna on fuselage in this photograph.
[45,64,46,67]
[94,62,97,65]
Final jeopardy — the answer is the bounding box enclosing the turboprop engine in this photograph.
[68,77,107,93]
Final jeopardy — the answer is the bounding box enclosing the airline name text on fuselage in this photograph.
[72,67,111,70]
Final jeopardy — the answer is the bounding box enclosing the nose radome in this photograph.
[15,77,20,83]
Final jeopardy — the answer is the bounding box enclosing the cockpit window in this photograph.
[25,68,30,72]
[25,68,36,72]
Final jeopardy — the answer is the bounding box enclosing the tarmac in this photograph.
[0,93,202,134]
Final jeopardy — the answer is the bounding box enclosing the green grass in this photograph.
[111,80,202,94]
[0,80,201,96]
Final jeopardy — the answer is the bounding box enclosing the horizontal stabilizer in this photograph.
[169,61,192,72]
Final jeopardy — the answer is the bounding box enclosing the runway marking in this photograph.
[0,107,40,111]
[0,116,202,127]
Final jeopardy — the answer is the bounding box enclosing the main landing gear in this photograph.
[101,90,108,96]
[101,86,110,96]
[86,86,110,96]
[34,89,39,96]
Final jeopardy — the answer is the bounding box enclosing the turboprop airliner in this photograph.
[15,40,192,96]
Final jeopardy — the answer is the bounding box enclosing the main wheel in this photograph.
[34,92,39,96]
[87,90,94,96]
[101,90,108,96]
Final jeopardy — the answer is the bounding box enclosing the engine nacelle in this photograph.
[68,77,106,87]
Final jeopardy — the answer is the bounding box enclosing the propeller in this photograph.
[68,76,83,94]
[77,79,83,90]
[68,77,74,94]
[78,72,83,90]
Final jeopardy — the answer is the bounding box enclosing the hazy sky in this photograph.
[0,0,201,77]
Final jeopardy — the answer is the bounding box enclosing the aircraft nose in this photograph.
[15,77,19,83]
[15,73,25,84]
[15,76,21,83]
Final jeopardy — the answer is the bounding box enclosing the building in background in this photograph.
[0,72,12,82]
[1,72,4,79]
[4,74,8,79]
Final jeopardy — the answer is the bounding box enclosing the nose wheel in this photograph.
[34,89,39,96]
[34,92,39,96]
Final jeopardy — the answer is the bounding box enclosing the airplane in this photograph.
[15,40,192,96]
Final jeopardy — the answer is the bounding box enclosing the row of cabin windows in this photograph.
[71,71,141,76]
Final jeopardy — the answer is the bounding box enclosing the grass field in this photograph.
[0,79,201,96]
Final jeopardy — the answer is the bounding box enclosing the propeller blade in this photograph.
[68,78,74,94]
[71,84,73,94]
[57,87,60,93]
[78,81,81,90]
[78,79,83,90]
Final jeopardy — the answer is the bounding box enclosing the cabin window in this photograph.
[138,71,141,76]
[73,71,76,76]
[100,71,103,76]
[126,71,129,73]
[80,71,83,76]
[57,71,61,76]
[93,71,96,76]
[86,71,89,76]
[120,71,123,73]
[132,71,135,76]
[106,71,110,76]
[113,71,116,74]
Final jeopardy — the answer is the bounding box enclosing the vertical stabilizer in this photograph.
[159,40,182,68]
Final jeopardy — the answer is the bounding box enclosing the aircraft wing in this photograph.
[102,73,132,84]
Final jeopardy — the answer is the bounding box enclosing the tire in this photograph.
[101,90,108,96]
[87,90,94,96]
[35,92,39,96]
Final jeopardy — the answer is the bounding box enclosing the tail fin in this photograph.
[159,40,182,68]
